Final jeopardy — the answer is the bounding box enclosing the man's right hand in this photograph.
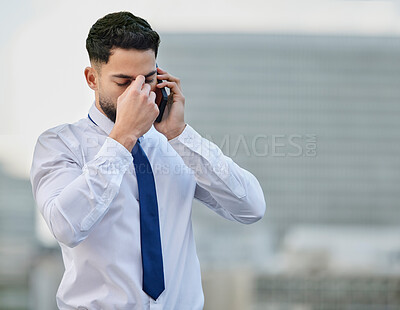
[109,75,159,152]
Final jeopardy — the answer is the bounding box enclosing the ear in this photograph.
[84,66,99,91]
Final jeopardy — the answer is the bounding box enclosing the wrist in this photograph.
[166,123,187,141]
[109,127,138,152]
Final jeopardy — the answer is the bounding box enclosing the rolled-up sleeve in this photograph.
[168,124,266,224]
[30,129,132,248]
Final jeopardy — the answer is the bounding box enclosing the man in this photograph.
[30,11,266,310]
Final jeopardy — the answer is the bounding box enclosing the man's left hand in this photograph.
[154,67,187,140]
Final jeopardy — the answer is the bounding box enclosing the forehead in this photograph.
[101,48,156,75]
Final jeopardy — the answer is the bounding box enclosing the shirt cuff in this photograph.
[97,137,133,166]
[82,137,133,183]
[168,124,203,152]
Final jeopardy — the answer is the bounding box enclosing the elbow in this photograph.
[239,173,267,224]
[51,221,84,248]
[252,183,267,222]
[59,235,83,248]
[235,189,267,225]
[45,202,84,248]
[37,192,87,249]
[244,202,266,224]
[233,197,266,225]
[252,200,266,223]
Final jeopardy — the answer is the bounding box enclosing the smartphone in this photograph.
[155,64,168,123]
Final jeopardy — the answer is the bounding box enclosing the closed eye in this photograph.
[116,79,154,87]
[116,81,130,87]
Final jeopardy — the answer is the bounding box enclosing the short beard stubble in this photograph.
[99,94,116,123]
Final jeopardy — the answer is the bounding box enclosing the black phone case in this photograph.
[155,81,168,123]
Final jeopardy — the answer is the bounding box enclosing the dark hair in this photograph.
[86,11,160,65]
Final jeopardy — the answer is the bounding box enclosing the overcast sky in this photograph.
[1,0,400,179]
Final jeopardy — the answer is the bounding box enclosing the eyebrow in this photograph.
[111,70,157,79]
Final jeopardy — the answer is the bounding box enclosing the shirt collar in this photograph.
[88,101,149,142]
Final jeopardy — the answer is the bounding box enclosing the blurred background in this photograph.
[1,0,400,309]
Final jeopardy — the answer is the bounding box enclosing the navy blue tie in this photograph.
[132,139,165,300]
[87,114,165,300]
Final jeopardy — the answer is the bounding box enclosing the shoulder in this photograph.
[37,118,89,145]
[34,118,90,162]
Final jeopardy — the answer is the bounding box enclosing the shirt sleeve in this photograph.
[30,129,132,248]
[168,124,266,224]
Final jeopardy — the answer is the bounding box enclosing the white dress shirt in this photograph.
[30,102,266,310]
